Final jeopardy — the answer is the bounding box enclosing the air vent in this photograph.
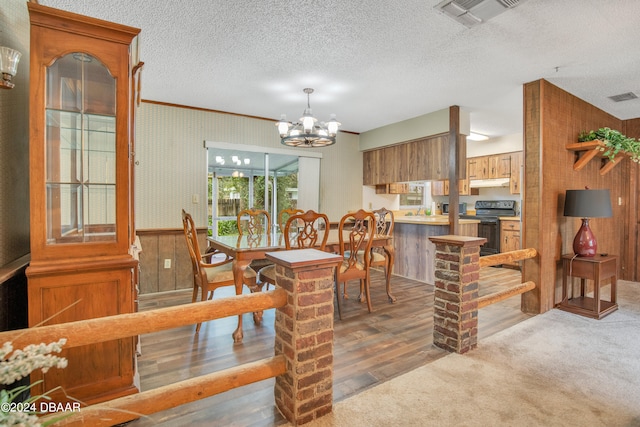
[455,0,485,8]
[498,0,523,7]
[435,0,527,28]
[608,92,638,102]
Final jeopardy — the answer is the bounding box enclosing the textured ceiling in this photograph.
[40,0,640,137]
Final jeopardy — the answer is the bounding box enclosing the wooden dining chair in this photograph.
[259,210,330,289]
[272,208,304,257]
[335,209,375,320]
[278,208,304,233]
[182,209,257,333]
[237,207,273,272]
[237,208,271,236]
[368,207,395,302]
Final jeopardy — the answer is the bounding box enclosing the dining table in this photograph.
[207,229,395,342]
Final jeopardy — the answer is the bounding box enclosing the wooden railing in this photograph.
[477,248,537,309]
[0,288,288,426]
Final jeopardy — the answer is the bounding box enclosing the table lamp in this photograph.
[563,188,612,257]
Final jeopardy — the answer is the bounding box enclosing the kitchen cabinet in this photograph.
[489,153,511,179]
[431,177,477,196]
[376,183,409,194]
[459,177,471,195]
[363,134,465,185]
[467,156,489,179]
[510,151,523,194]
[26,3,141,405]
[431,180,448,196]
[500,219,521,268]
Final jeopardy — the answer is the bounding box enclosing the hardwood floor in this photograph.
[128,267,530,427]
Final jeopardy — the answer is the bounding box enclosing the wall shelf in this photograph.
[566,140,625,176]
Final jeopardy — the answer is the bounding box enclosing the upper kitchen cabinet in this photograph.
[467,156,489,179]
[26,3,142,405]
[468,154,512,180]
[488,153,512,179]
[431,177,477,196]
[375,183,410,194]
[509,151,523,194]
[363,133,464,185]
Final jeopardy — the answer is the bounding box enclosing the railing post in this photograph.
[266,248,342,426]
[429,235,486,354]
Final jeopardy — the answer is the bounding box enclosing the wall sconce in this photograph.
[0,47,22,89]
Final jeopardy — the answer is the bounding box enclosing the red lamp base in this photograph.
[573,218,597,257]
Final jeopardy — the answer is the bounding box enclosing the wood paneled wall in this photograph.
[523,79,638,314]
[137,229,195,294]
[623,118,640,282]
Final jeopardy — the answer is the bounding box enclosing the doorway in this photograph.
[205,141,322,238]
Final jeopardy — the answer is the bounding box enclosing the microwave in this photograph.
[442,203,467,214]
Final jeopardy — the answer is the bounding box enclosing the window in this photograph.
[399,183,426,207]
[205,142,321,237]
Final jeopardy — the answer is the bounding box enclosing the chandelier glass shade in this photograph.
[276,88,341,147]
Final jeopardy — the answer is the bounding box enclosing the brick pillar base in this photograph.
[429,235,486,354]
[266,248,342,426]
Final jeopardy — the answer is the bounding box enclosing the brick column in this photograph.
[429,235,486,354]
[266,248,342,426]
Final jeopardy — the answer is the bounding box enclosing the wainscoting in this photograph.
[137,229,207,294]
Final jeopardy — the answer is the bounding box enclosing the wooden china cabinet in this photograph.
[26,3,142,404]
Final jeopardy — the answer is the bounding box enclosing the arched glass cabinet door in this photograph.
[45,52,117,244]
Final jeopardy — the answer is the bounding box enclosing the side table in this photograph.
[559,254,618,319]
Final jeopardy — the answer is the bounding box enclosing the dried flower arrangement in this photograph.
[1,339,68,426]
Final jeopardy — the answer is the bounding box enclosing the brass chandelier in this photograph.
[276,88,341,148]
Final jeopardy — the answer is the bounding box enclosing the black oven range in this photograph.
[459,200,517,257]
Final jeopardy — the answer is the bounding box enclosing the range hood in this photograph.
[469,178,510,188]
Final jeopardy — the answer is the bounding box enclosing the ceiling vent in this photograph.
[608,92,638,102]
[434,0,527,28]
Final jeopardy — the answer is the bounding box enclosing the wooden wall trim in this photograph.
[137,228,195,236]
[141,100,361,135]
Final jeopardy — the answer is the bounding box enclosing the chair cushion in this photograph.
[339,259,365,273]
[259,265,276,284]
[370,251,386,263]
[356,251,385,264]
[203,262,256,283]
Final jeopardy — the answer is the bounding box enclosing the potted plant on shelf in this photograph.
[578,127,640,163]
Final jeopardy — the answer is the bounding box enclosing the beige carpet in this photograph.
[300,280,640,427]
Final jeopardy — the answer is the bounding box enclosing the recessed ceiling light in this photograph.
[468,132,489,141]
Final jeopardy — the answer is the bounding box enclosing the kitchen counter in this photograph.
[393,216,478,285]
[395,215,480,225]
[498,216,520,221]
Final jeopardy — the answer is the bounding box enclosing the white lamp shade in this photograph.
[0,47,21,76]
